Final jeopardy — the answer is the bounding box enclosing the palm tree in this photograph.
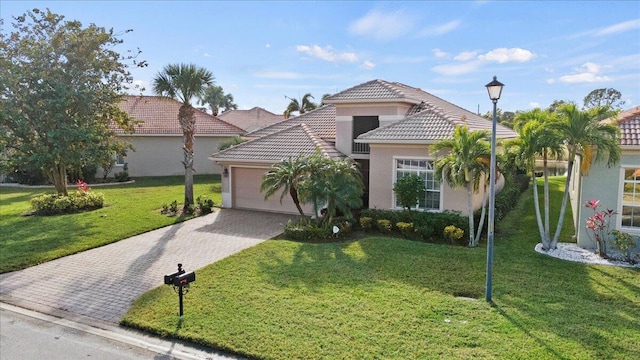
[549,104,620,249]
[153,63,214,211]
[431,126,491,247]
[283,93,317,118]
[260,155,309,216]
[199,85,237,115]
[509,109,563,249]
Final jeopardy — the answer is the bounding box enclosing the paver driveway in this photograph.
[0,209,296,323]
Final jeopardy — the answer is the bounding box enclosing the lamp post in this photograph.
[485,76,504,303]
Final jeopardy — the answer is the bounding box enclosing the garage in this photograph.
[231,167,304,214]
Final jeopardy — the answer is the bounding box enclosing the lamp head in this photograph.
[485,76,504,102]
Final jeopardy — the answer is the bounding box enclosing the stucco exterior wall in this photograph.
[105,135,229,177]
[577,151,640,250]
[368,144,485,215]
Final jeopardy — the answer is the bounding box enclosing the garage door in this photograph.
[231,167,302,214]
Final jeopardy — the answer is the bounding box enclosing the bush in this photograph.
[114,163,130,182]
[359,217,373,231]
[396,222,415,238]
[31,191,105,215]
[443,225,465,245]
[377,219,392,233]
[284,219,332,241]
[360,209,468,243]
[196,196,215,214]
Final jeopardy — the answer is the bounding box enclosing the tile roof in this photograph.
[245,104,336,140]
[217,107,283,132]
[604,106,640,146]
[115,95,244,135]
[209,123,343,163]
[356,99,517,142]
[325,79,427,103]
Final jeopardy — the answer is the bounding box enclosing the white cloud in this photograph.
[431,61,481,76]
[558,62,611,84]
[265,43,271,48]
[432,48,449,59]
[296,45,358,63]
[419,20,461,36]
[361,60,376,70]
[203,53,211,57]
[348,9,416,41]
[596,18,640,36]
[478,48,536,63]
[529,102,541,109]
[454,51,477,61]
[546,78,556,84]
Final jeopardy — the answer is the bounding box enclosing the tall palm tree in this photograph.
[549,104,620,249]
[431,126,491,247]
[260,155,309,216]
[283,93,317,118]
[198,85,237,115]
[153,63,214,211]
[510,109,563,249]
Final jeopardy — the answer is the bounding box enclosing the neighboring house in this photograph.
[217,107,283,132]
[210,79,517,215]
[570,106,640,250]
[108,95,244,177]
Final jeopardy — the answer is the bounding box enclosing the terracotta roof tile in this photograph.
[605,106,640,146]
[217,107,283,132]
[210,123,343,163]
[246,105,336,140]
[115,95,244,135]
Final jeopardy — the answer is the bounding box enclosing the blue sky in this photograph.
[2,1,639,115]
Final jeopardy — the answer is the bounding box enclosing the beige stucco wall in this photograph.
[368,144,486,215]
[104,135,230,177]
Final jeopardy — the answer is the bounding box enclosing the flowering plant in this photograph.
[584,199,617,257]
[76,180,91,194]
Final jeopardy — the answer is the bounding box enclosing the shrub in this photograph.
[114,163,130,182]
[396,222,415,238]
[284,219,332,241]
[169,200,178,214]
[196,196,215,214]
[443,225,465,245]
[31,191,105,215]
[377,219,392,233]
[611,229,637,263]
[393,174,425,211]
[359,217,373,231]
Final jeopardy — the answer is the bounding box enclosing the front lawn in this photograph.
[0,175,221,273]
[121,177,640,359]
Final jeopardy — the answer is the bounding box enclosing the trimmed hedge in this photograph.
[31,191,105,215]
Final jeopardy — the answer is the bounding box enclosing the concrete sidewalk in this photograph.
[0,209,295,323]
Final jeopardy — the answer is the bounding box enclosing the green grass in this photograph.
[122,177,640,359]
[0,175,221,273]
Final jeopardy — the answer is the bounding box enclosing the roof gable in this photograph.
[325,79,426,104]
[217,107,282,132]
[246,104,336,139]
[116,95,244,135]
[210,123,343,163]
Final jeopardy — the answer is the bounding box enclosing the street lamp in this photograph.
[485,76,504,303]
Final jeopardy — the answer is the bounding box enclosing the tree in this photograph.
[583,88,625,110]
[505,110,563,249]
[393,174,426,212]
[283,93,317,118]
[548,104,620,249]
[431,126,491,247]
[300,154,364,225]
[260,155,309,216]
[153,63,214,211]
[198,85,237,116]
[0,9,140,195]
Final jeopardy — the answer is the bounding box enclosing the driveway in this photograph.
[0,209,296,323]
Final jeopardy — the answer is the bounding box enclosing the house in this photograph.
[209,79,518,215]
[570,106,640,251]
[108,95,244,177]
[217,107,283,132]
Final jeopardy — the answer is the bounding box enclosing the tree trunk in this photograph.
[183,147,194,211]
[179,105,196,211]
[551,152,575,249]
[50,162,68,196]
[289,186,306,217]
[543,149,550,244]
[467,182,476,247]
[532,172,548,249]
[474,182,488,245]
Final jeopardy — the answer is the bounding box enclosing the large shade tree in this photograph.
[198,85,237,116]
[153,63,214,211]
[431,126,491,247]
[0,9,140,195]
[283,93,317,118]
[549,104,620,249]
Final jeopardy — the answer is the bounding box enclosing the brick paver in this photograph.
[0,209,295,323]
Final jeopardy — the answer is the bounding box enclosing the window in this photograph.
[115,153,126,166]
[621,168,640,230]
[352,116,379,154]
[395,159,441,210]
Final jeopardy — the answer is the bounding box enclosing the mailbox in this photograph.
[172,271,195,286]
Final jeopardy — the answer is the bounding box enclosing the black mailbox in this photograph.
[172,271,195,286]
[164,263,185,285]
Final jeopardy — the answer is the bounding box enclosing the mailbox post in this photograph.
[164,263,196,318]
